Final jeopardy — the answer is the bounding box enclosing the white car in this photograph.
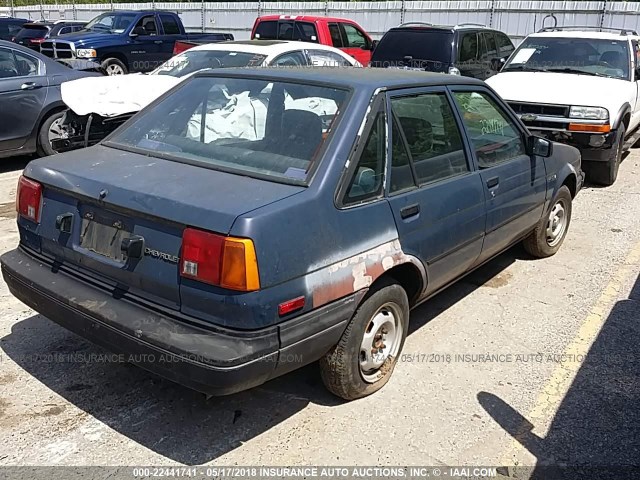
[486,27,640,186]
[53,40,360,152]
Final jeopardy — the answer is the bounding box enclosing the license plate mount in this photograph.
[79,214,130,263]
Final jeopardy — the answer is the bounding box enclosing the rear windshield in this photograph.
[152,50,268,77]
[14,25,48,40]
[107,76,348,184]
[371,29,454,66]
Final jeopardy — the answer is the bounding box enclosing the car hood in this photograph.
[486,71,633,124]
[61,74,182,117]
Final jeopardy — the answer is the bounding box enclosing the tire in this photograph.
[101,57,128,76]
[589,124,625,186]
[319,279,409,400]
[523,185,572,258]
[36,111,66,157]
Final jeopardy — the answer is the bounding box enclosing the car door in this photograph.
[456,31,481,78]
[451,87,547,264]
[129,14,162,72]
[338,22,372,65]
[0,47,48,152]
[155,13,183,67]
[479,31,498,79]
[384,88,486,294]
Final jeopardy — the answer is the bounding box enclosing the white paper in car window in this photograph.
[511,48,536,64]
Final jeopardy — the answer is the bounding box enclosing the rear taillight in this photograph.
[180,228,260,291]
[16,175,43,223]
[30,38,45,44]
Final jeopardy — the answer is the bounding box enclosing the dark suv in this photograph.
[0,17,30,41]
[13,21,87,50]
[371,23,515,80]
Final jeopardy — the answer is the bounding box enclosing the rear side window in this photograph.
[160,14,181,35]
[0,48,18,77]
[329,23,343,48]
[480,32,498,59]
[391,93,468,186]
[341,23,369,49]
[371,29,454,65]
[295,22,318,42]
[458,32,479,62]
[254,20,277,39]
[14,26,48,40]
[308,50,352,67]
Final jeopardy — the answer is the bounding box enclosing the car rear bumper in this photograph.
[1,247,358,396]
[531,128,617,163]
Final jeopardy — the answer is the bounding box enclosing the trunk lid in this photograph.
[25,145,304,309]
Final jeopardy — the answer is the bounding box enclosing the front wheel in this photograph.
[320,280,409,400]
[589,124,625,186]
[523,185,572,258]
[101,57,128,76]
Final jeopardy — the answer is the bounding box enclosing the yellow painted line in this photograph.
[500,239,640,468]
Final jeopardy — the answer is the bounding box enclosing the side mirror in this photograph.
[528,136,553,158]
[371,39,379,51]
[490,57,506,71]
[635,66,640,81]
[130,26,146,37]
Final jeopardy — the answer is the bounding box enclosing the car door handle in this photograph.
[21,82,41,90]
[400,203,420,219]
[154,40,163,44]
[486,176,499,188]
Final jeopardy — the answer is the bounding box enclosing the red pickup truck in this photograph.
[251,15,374,65]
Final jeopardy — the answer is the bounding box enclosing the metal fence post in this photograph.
[324,0,329,17]
[201,0,205,33]
[489,0,496,28]
[599,0,608,30]
[9,0,15,18]
[400,0,406,24]
[258,0,262,18]
[72,0,77,21]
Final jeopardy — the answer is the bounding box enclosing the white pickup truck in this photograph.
[487,27,640,185]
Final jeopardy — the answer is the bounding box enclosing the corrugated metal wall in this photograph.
[2,1,639,42]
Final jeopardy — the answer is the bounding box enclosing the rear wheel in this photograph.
[101,57,128,76]
[523,185,572,258]
[37,111,66,157]
[320,280,409,400]
[589,125,625,186]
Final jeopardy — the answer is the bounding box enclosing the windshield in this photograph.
[503,36,630,79]
[151,50,268,77]
[371,29,454,67]
[107,76,349,184]
[83,13,137,34]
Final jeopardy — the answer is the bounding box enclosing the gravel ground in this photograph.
[0,152,639,469]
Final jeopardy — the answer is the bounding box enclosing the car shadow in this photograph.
[478,272,640,479]
[0,245,525,464]
[0,155,33,175]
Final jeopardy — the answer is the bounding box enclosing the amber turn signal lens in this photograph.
[568,123,611,133]
[220,238,260,291]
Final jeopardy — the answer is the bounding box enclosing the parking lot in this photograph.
[0,148,637,468]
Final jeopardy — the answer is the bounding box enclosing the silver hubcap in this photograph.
[546,200,568,247]
[359,302,403,383]
[105,64,124,75]
[47,117,65,144]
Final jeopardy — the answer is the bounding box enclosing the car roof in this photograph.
[193,65,483,90]
[529,30,639,40]
[256,15,359,23]
[188,40,353,57]
[390,23,498,33]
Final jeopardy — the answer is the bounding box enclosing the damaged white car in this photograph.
[52,40,360,153]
